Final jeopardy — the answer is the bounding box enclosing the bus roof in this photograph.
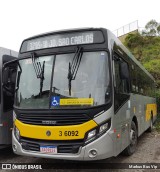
[20,27,155,81]
[0,47,18,57]
[23,27,95,41]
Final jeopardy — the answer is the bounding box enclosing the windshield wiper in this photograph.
[31,53,45,96]
[67,46,83,96]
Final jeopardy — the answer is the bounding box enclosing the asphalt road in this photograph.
[0,130,160,172]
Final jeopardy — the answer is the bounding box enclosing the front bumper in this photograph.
[12,130,114,161]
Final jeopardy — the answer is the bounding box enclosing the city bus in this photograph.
[4,28,157,160]
[0,47,17,149]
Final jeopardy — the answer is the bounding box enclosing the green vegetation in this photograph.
[124,20,160,77]
[124,20,160,131]
[124,20,160,114]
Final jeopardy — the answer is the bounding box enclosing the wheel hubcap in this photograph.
[130,129,136,146]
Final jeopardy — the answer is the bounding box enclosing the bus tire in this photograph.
[123,121,137,156]
[148,115,153,132]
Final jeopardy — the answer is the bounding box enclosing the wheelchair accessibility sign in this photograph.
[51,96,60,106]
[51,96,94,107]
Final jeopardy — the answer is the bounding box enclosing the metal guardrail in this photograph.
[113,20,139,37]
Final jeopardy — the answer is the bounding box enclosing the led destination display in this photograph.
[20,31,104,52]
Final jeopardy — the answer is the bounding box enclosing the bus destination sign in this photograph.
[20,31,104,52]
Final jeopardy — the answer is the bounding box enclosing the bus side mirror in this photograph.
[3,67,9,85]
[120,62,129,80]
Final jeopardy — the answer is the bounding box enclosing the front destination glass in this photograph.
[15,51,110,109]
[20,31,104,52]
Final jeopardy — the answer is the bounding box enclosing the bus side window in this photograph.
[114,55,130,113]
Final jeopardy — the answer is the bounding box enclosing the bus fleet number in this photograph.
[59,131,79,137]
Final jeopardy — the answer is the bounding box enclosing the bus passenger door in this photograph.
[113,54,130,154]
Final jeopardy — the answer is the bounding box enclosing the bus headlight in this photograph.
[14,126,20,141]
[99,122,108,133]
[85,119,111,144]
[87,129,96,140]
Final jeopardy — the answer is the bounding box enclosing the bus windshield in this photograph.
[15,51,110,109]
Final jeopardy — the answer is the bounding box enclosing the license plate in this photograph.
[40,146,57,154]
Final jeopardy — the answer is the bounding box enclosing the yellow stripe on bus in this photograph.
[15,119,97,140]
[60,98,94,105]
[145,103,157,121]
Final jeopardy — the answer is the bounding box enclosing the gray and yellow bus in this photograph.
[5,28,156,160]
[0,47,17,149]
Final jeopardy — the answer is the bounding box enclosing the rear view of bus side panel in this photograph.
[0,47,18,147]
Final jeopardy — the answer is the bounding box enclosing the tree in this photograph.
[142,19,160,36]
[157,25,160,35]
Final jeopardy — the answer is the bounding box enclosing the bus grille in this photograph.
[20,137,83,154]
[17,113,90,126]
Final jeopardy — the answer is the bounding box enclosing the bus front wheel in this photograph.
[123,121,137,156]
